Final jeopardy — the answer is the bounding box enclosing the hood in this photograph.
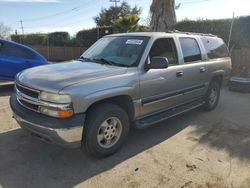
[17,60,128,92]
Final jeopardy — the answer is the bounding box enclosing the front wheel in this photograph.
[202,81,220,111]
[82,103,130,158]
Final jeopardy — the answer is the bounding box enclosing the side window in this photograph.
[179,38,202,63]
[149,38,178,65]
[201,37,229,59]
[0,42,35,60]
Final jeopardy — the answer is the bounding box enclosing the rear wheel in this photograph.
[82,103,130,158]
[203,81,220,111]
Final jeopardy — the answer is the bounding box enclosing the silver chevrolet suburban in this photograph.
[10,32,232,157]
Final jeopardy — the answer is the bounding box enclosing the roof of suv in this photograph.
[108,31,217,38]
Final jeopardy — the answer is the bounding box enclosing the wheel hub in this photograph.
[97,117,122,149]
[104,125,117,140]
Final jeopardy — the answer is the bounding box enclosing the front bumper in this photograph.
[10,95,85,148]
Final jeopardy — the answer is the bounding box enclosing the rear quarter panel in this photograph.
[206,57,232,82]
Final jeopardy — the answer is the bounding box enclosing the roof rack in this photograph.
[166,30,217,37]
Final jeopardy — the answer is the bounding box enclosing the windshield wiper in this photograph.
[78,57,114,65]
[95,58,115,65]
[78,57,129,67]
[94,58,129,67]
[78,56,93,62]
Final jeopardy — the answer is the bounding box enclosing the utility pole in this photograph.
[110,0,120,7]
[19,20,24,34]
[228,12,235,48]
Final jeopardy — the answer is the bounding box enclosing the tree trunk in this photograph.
[150,0,176,32]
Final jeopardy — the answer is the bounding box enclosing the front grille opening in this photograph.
[16,84,39,98]
[19,99,39,111]
[15,83,40,112]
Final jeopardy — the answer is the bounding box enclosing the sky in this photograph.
[0,0,250,36]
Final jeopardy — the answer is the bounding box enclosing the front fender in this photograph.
[74,86,137,113]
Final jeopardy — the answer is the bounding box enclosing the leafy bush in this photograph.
[11,32,73,46]
[11,34,48,45]
[48,32,70,46]
[76,26,113,47]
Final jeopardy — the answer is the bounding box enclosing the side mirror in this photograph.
[145,56,169,70]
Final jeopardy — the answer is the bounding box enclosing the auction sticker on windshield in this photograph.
[126,39,143,45]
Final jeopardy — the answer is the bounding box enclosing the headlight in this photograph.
[40,92,71,103]
[39,92,73,118]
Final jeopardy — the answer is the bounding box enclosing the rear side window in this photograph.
[0,42,36,60]
[201,37,229,59]
[179,38,202,63]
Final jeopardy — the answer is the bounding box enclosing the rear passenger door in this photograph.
[176,37,209,102]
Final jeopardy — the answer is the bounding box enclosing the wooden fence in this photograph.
[231,48,250,77]
[30,46,87,62]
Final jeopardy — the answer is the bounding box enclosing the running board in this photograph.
[135,99,205,129]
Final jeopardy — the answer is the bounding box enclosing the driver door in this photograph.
[139,38,185,116]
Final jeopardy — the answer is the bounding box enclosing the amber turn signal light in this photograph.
[57,110,74,118]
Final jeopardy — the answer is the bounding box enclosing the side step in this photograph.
[135,99,205,129]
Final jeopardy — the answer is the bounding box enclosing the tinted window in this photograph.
[150,38,178,65]
[201,37,229,59]
[0,42,36,60]
[180,38,202,63]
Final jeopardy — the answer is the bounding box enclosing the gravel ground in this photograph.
[0,84,250,188]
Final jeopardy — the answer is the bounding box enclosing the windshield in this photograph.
[81,36,149,67]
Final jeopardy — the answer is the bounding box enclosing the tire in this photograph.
[202,81,220,111]
[82,103,130,158]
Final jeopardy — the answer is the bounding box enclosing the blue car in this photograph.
[0,39,47,81]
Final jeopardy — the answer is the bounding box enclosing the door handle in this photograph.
[176,71,184,77]
[200,67,206,73]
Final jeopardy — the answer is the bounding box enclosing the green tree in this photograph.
[112,14,140,33]
[94,1,141,27]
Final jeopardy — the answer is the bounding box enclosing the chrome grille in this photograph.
[19,99,39,111]
[16,84,39,98]
[15,83,72,113]
[15,83,40,112]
